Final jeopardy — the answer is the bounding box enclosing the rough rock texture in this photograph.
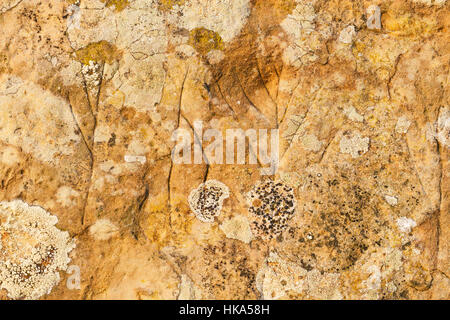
[0,0,448,300]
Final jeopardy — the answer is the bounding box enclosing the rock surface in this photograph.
[0,0,448,300]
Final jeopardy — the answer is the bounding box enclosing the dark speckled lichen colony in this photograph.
[247,180,297,240]
[188,180,230,223]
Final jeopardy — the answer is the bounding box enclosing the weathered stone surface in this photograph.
[0,0,448,300]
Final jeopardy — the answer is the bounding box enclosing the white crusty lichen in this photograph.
[344,106,364,123]
[436,108,450,147]
[301,133,323,152]
[219,215,253,244]
[256,252,342,300]
[395,116,411,134]
[256,252,305,300]
[56,186,80,208]
[177,274,202,300]
[396,217,417,233]
[206,49,225,64]
[339,25,356,44]
[81,60,101,88]
[339,131,370,158]
[0,74,81,165]
[0,200,75,300]
[177,0,251,42]
[89,218,119,241]
[384,195,398,206]
[280,0,318,67]
[357,247,403,299]
[188,180,230,223]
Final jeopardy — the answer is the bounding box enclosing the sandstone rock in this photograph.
[0,0,448,300]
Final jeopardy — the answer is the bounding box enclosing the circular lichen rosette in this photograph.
[0,200,75,300]
[247,180,297,240]
[188,180,230,223]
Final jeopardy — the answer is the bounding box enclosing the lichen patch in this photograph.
[177,0,251,43]
[247,180,296,240]
[0,200,75,300]
[395,116,411,134]
[256,252,342,300]
[384,195,398,206]
[188,180,230,223]
[301,133,323,152]
[339,25,356,44]
[339,132,370,158]
[89,218,120,241]
[157,0,186,12]
[75,41,121,65]
[188,27,224,55]
[279,0,320,67]
[396,217,417,233]
[219,215,253,243]
[56,186,80,208]
[100,0,130,12]
[344,106,364,123]
[0,74,82,165]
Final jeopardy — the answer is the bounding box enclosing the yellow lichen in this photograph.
[100,0,129,12]
[137,289,161,300]
[275,0,297,16]
[75,41,121,65]
[143,194,194,248]
[0,53,9,73]
[253,0,297,24]
[157,0,185,12]
[105,90,126,108]
[188,28,224,55]
[382,12,439,37]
